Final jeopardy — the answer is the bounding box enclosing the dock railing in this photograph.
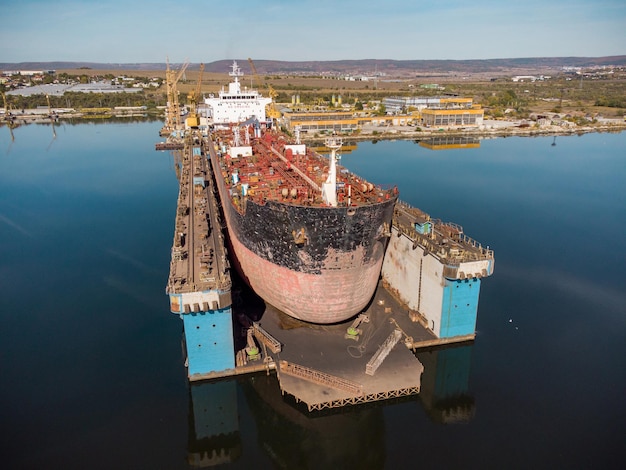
[279,361,363,395]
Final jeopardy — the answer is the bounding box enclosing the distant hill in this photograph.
[2,56,625,76]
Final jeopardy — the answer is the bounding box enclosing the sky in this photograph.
[2,0,625,63]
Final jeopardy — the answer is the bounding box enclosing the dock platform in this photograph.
[195,276,471,411]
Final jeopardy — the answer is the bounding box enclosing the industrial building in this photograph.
[420,107,484,128]
[283,95,484,133]
[383,96,484,128]
[284,111,359,133]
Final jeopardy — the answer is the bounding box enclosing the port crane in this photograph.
[185,63,204,128]
[2,92,16,144]
[247,57,281,120]
[2,91,16,122]
[162,57,189,136]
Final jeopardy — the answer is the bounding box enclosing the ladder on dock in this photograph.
[366,329,402,376]
[252,322,282,354]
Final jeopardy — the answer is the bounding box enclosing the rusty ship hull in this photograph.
[207,130,397,324]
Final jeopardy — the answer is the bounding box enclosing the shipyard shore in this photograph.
[299,118,626,143]
[3,109,625,142]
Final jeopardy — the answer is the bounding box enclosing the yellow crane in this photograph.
[185,63,204,128]
[247,57,281,120]
[45,94,57,120]
[162,57,189,136]
[2,91,15,118]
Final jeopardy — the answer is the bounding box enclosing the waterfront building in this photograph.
[383,95,483,128]
[284,111,359,133]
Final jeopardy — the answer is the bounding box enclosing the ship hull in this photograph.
[208,142,396,324]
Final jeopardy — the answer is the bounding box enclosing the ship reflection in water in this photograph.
[187,343,475,467]
[418,136,481,150]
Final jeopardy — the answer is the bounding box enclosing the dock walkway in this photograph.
[166,133,231,314]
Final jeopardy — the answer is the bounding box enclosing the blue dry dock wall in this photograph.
[440,278,480,338]
[183,307,235,376]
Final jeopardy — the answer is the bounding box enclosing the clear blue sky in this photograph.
[2,0,625,63]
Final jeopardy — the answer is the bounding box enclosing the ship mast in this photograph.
[322,137,342,207]
[228,61,243,95]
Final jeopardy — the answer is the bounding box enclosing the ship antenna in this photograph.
[321,136,342,207]
[230,61,243,79]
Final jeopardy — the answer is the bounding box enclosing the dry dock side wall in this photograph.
[382,227,481,338]
[182,307,235,377]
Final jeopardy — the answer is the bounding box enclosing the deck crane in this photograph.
[245,328,261,361]
[185,63,204,128]
[345,313,370,341]
[162,58,189,136]
[247,57,281,120]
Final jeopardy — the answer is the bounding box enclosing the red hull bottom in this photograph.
[230,232,384,324]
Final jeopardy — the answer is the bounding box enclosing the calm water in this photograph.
[1,122,624,469]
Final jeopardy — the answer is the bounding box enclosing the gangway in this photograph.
[252,322,282,353]
[365,329,402,376]
[279,361,363,395]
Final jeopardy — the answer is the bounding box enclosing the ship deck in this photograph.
[211,128,396,209]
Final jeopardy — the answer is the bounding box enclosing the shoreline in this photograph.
[300,122,626,144]
[3,113,624,142]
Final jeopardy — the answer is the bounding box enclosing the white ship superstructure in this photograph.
[204,61,272,125]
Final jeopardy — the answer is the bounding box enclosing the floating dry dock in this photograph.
[384,200,494,340]
[163,131,494,411]
[165,136,234,375]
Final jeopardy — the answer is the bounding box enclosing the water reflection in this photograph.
[242,374,385,468]
[416,344,475,424]
[187,343,475,466]
[187,380,242,467]
[418,136,480,150]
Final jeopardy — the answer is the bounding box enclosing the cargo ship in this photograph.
[205,62,398,324]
